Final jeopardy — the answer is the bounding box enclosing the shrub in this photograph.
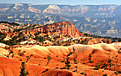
[26,54,33,63]
[103,74,107,76]
[46,55,52,66]
[94,63,100,70]
[80,72,84,75]
[73,58,78,64]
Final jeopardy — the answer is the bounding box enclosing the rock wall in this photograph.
[39,21,83,37]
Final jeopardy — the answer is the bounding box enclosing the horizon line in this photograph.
[0,3,120,6]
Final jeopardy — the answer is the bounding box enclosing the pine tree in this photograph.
[20,62,28,76]
[89,54,93,63]
[65,57,71,69]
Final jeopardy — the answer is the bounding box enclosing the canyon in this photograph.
[0,21,121,76]
[0,3,121,37]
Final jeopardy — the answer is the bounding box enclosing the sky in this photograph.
[0,0,121,5]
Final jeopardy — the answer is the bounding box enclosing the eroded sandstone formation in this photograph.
[36,21,83,37]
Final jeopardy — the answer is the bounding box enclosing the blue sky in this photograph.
[0,0,121,5]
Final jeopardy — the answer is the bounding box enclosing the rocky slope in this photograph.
[0,21,121,76]
[37,21,82,37]
[1,21,120,46]
[0,43,121,76]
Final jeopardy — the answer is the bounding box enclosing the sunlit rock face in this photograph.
[43,5,61,14]
[38,21,83,37]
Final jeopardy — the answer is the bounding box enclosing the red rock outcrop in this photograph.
[37,21,83,37]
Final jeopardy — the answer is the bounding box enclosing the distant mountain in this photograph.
[0,3,118,17]
[0,3,121,38]
[114,5,121,17]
